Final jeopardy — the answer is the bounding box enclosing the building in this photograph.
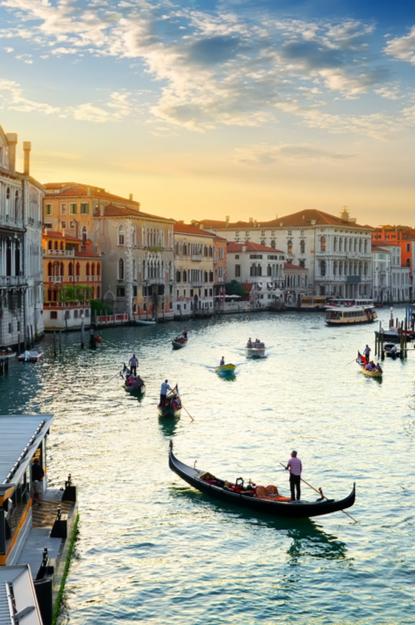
[43,183,175,320]
[372,244,411,303]
[198,208,373,299]
[213,235,227,311]
[42,229,102,329]
[94,205,175,320]
[226,241,285,309]
[372,225,414,299]
[174,223,215,318]
[0,127,44,349]
[284,262,309,307]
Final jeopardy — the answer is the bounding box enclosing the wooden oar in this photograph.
[181,403,195,422]
[279,462,358,523]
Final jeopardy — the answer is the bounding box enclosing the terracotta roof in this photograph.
[43,182,139,208]
[137,210,174,224]
[200,210,372,231]
[284,262,306,270]
[42,230,80,242]
[261,209,370,229]
[174,223,215,238]
[102,204,140,218]
[227,241,284,254]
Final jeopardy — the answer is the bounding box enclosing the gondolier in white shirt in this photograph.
[160,379,171,407]
[285,450,302,501]
[128,353,138,376]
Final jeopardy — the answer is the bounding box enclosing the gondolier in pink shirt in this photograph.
[286,450,302,501]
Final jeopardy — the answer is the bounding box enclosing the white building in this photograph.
[372,245,411,303]
[226,241,285,309]
[199,208,373,299]
[0,127,44,349]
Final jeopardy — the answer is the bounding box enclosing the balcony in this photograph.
[47,276,63,283]
[44,249,75,257]
[0,275,27,287]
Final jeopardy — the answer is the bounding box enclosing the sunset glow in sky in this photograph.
[1,0,414,225]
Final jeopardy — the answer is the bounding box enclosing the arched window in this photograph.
[333,237,337,252]
[320,260,326,276]
[48,262,52,277]
[287,240,293,255]
[82,226,87,243]
[68,262,73,276]
[204,246,208,257]
[320,236,326,252]
[60,262,64,276]
[267,264,272,277]
[48,240,52,250]
[14,191,19,221]
[86,262,90,276]
[204,271,208,282]
[118,258,124,280]
[91,263,95,276]
[76,262,80,276]
[257,263,262,276]
[300,240,305,254]
[183,270,187,282]
[97,264,100,276]
[176,271,181,283]
[250,264,256,277]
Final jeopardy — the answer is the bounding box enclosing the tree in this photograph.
[225,280,249,299]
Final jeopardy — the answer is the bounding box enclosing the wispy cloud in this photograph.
[234,143,354,165]
[384,27,415,64]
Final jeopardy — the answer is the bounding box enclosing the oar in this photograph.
[279,463,358,524]
[181,403,195,422]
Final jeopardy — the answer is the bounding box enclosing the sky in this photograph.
[0,0,414,226]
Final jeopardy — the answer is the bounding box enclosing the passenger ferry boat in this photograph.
[0,415,78,624]
[326,305,377,326]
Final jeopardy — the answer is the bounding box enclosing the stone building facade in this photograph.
[0,127,44,349]
[174,223,215,318]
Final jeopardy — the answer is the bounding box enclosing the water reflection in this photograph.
[171,486,347,561]
[159,415,181,438]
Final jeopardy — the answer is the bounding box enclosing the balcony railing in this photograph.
[0,275,27,287]
[44,249,75,257]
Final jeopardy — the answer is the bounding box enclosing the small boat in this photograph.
[356,359,383,379]
[123,373,145,395]
[172,335,188,350]
[159,387,182,417]
[383,343,400,359]
[18,350,43,363]
[246,343,266,359]
[169,442,356,519]
[135,319,157,326]
[0,349,16,359]
[215,363,236,378]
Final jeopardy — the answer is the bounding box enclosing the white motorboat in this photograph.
[18,350,43,363]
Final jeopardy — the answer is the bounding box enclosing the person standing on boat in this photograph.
[31,457,44,506]
[160,379,171,407]
[129,354,138,376]
[285,450,302,501]
[220,356,225,366]
[363,345,371,362]
[247,338,252,348]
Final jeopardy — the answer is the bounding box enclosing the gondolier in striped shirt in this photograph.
[286,450,302,501]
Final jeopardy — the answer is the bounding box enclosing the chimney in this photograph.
[225,215,230,223]
[23,141,31,176]
[129,193,133,201]
[6,133,17,172]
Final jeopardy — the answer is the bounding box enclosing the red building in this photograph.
[372,225,414,270]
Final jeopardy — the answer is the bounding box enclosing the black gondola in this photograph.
[169,442,356,519]
[172,335,188,350]
[159,388,182,417]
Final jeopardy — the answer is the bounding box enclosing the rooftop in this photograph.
[44,182,140,208]
[174,222,216,238]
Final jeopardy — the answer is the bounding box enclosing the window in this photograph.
[287,240,293,255]
[116,286,125,297]
[118,227,125,245]
[320,260,326,276]
[50,311,57,319]
[300,240,305,254]
[70,203,77,214]
[235,264,241,278]
[61,203,66,214]
[271,240,276,248]
[320,236,326,252]
[80,203,89,214]
[118,258,124,280]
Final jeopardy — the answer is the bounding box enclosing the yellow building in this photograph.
[174,223,215,318]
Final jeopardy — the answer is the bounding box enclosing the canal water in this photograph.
[0,308,414,624]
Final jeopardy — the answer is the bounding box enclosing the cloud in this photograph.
[384,27,415,64]
[0,1,412,134]
[234,143,354,165]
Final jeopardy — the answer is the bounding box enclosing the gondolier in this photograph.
[160,380,171,406]
[128,354,138,376]
[286,450,302,501]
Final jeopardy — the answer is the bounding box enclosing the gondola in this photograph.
[215,363,236,378]
[168,442,356,519]
[159,388,182,417]
[172,335,188,350]
[123,373,145,396]
[356,359,383,379]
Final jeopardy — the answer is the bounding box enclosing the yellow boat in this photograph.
[359,365,383,379]
[215,363,236,378]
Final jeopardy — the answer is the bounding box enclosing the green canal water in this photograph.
[0,308,414,624]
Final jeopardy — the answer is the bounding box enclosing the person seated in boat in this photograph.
[220,356,225,366]
[365,360,376,371]
[375,363,383,374]
[182,330,188,339]
[160,379,172,407]
[23,349,30,362]
[247,338,253,348]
